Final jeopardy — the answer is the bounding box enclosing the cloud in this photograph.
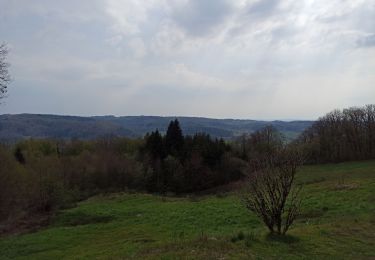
[105,0,156,36]
[0,0,374,119]
[1,0,104,23]
[169,0,235,37]
[246,0,279,16]
[357,34,375,48]
[127,38,147,58]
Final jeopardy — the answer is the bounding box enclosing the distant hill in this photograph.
[0,114,313,142]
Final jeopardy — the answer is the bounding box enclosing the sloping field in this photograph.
[0,161,374,259]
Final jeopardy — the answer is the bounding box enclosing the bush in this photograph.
[241,148,303,235]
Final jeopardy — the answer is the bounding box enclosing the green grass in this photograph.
[0,161,374,259]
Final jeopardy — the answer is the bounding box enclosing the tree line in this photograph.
[0,118,299,226]
[296,104,375,163]
[1,105,374,234]
[0,119,247,222]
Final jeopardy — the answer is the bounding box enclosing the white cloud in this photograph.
[127,37,147,58]
[105,0,163,37]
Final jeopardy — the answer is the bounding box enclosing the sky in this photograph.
[0,0,374,120]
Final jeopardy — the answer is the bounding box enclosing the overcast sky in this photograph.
[0,0,374,120]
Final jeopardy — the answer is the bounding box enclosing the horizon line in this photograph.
[0,112,316,122]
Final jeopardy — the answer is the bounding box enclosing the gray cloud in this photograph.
[246,0,279,16]
[170,0,234,37]
[357,34,375,48]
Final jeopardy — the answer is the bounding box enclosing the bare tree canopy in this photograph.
[297,104,375,163]
[241,148,303,235]
[0,43,10,100]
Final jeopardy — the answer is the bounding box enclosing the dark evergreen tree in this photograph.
[165,119,184,157]
[14,147,25,164]
[145,130,165,160]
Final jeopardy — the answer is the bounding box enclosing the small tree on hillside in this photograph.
[241,149,303,235]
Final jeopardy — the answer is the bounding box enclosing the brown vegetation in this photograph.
[298,105,375,163]
[241,147,303,235]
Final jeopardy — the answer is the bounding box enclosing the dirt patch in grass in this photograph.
[333,182,360,191]
[298,207,329,220]
[265,233,301,244]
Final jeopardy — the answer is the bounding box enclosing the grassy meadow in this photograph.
[0,160,374,259]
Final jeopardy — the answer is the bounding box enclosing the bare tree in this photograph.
[297,105,375,163]
[241,149,303,235]
[0,43,10,100]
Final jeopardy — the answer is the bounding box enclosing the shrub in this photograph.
[241,149,303,235]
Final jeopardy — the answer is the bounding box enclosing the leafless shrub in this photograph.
[241,149,303,235]
[0,43,11,99]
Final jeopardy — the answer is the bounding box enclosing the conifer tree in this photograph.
[165,119,184,156]
[145,130,165,159]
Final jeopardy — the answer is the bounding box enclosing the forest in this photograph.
[1,104,374,227]
[296,104,375,163]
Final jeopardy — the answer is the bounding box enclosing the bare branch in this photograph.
[0,43,11,100]
[241,148,303,235]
